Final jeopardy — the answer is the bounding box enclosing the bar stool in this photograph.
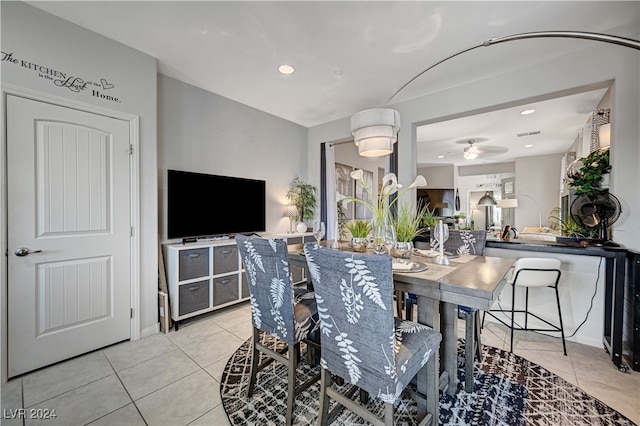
[484,257,567,355]
[236,235,321,426]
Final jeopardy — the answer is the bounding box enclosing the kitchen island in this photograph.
[484,238,636,372]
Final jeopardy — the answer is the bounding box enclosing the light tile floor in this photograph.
[2,302,638,425]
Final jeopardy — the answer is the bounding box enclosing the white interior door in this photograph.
[7,95,132,377]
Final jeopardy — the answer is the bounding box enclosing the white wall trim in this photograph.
[141,323,160,339]
[0,83,142,383]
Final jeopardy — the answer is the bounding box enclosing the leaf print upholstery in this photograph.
[236,235,320,426]
[237,235,318,345]
[443,230,487,255]
[304,243,441,424]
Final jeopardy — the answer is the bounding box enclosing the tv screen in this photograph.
[168,169,266,240]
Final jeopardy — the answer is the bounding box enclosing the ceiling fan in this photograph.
[463,140,479,160]
[456,138,509,161]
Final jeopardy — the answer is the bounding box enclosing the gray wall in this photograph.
[515,153,563,230]
[157,75,309,242]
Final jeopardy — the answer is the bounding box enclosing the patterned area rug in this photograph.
[220,334,636,425]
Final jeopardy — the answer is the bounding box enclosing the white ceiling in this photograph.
[416,87,609,167]
[26,1,638,166]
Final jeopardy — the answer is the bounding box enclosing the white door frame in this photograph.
[1,83,141,384]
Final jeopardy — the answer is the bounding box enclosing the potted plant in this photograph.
[286,176,317,231]
[566,148,611,196]
[454,213,467,226]
[548,208,596,241]
[393,203,428,258]
[345,220,372,252]
[422,203,439,229]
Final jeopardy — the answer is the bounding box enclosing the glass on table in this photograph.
[374,224,396,254]
[313,221,326,245]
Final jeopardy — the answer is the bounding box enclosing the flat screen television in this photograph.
[167,169,266,240]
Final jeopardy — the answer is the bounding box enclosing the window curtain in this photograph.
[322,143,339,241]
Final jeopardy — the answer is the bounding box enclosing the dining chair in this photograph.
[235,235,320,426]
[483,257,566,355]
[405,229,487,392]
[304,243,441,426]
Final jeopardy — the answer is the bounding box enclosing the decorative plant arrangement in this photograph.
[566,148,610,196]
[345,220,372,239]
[548,207,597,240]
[345,220,372,253]
[341,169,427,256]
[343,169,427,226]
[395,203,428,242]
[286,176,317,223]
[393,203,428,258]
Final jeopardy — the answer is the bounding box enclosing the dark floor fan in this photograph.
[570,192,622,243]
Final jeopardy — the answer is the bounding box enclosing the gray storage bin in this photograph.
[178,248,209,281]
[214,246,238,275]
[214,275,239,306]
[178,280,210,315]
[287,236,303,245]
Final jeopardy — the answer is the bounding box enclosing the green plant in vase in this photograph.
[345,220,372,253]
[392,203,428,258]
[548,208,596,239]
[422,203,438,229]
[342,169,427,226]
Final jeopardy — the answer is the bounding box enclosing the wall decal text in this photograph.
[2,51,122,104]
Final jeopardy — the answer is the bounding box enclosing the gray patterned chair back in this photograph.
[236,234,315,346]
[444,230,487,255]
[304,243,440,402]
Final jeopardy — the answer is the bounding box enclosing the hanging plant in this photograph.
[567,148,611,196]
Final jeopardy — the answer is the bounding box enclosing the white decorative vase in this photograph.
[296,222,308,233]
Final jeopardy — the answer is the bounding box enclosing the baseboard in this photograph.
[140,323,160,339]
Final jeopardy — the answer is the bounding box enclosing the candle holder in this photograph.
[433,219,450,265]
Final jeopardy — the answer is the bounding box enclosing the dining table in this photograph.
[287,242,515,398]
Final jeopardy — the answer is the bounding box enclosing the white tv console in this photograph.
[163,232,314,330]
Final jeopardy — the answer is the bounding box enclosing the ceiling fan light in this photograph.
[351,108,400,157]
[463,140,479,160]
[464,150,478,160]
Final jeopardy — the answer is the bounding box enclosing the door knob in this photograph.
[14,247,42,257]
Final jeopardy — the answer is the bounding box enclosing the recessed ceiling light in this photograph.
[437,155,445,159]
[524,144,534,148]
[520,109,536,115]
[278,64,295,75]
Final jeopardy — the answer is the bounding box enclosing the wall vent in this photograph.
[517,130,541,137]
